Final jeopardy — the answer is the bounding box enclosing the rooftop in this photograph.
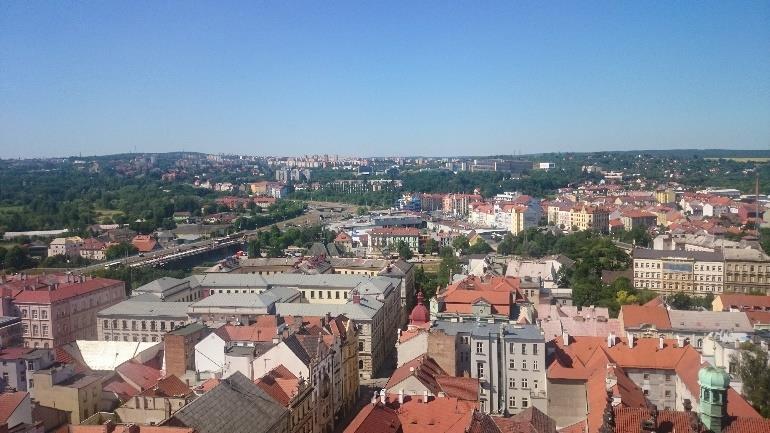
[97,300,192,318]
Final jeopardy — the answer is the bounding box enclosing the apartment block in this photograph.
[632,249,724,294]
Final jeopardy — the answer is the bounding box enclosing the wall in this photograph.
[547,379,587,428]
[427,330,458,376]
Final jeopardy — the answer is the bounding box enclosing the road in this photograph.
[72,201,358,274]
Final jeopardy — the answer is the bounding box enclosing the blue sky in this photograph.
[1,1,768,158]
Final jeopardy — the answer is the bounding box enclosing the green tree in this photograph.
[356,206,368,216]
[437,248,461,287]
[396,240,413,260]
[731,343,770,417]
[467,240,493,255]
[247,239,262,258]
[451,235,470,254]
[105,242,139,260]
[423,238,438,255]
[0,246,6,268]
[414,266,439,302]
[5,246,32,271]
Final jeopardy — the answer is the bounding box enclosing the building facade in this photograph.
[632,249,724,294]
[97,300,192,343]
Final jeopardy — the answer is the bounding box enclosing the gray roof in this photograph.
[98,300,192,319]
[168,371,288,433]
[432,320,545,341]
[168,322,208,337]
[133,277,191,297]
[0,316,20,327]
[632,248,724,262]
[668,310,753,333]
[275,297,382,321]
[190,290,296,309]
[722,248,770,262]
[329,257,389,269]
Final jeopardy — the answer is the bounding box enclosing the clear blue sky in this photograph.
[1,1,768,158]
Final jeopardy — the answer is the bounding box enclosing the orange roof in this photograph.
[343,402,401,433]
[9,276,123,305]
[0,391,27,425]
[254,365,300,407]
[214,317,280,342]
[619,305,671,330]
[131,235,157,252]
[716,294,770,311]
[745,311,770,326]
[140,375,192,398]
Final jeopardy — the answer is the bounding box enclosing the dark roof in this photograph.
[166,372,288,433]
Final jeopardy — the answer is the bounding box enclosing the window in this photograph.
[477,363,484,379]
[521,344,527,355]
[476,342,483,354]
[508,396,516,408]
[358,360,364,369]
[508,377,515,389]
[358,342,364,351]
[522,397,529,408]
[160,322,166,331]
[521,378,528,388]
[42,325,48,337]
[643,373,650,380]
[32,325,39,336]
[643,389,649,395]
[311,291,315,299]
[21,309,27,318]
[509,359,515,370]
[122,320,127,330]
[32,310,38,319]
[665,390,671,397]
[533,360,539,370]
[461,336,470,345]
[532,344,538,355]
[41,310,47,319]
[521,360,527,370]
[103,320,109,329]
[665,375,671,382]
[509,342,515,354]
[534,379,539,390]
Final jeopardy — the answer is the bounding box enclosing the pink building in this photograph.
[0,274,126,348]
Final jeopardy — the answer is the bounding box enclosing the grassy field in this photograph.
[95,208,125,222]
[705,157,770,162]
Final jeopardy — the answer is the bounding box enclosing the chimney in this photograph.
[103,420,117,433]
[409,367,415,373]
[423,390,429,403]
[398,389,404,404]
[562,329,570,346]
[627,332,635,348]
[352,290,361,304]
[676,335,685,348]
[607,332,616,348]
[658,336,665,350]
[370,392,378,405]
[380,389,386,404]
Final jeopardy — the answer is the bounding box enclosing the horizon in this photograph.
[1,1,769,158]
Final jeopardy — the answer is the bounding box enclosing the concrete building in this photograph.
[0,316,22,347]
[570,206,610,233]
[723,248,770,295]
[428,321,547,415]
[0,348,55,392]
[254,366,314,433]
[0,275,126,348]
[367,227,420,256]
[187,288,300,324]
[31,364,103,424]
[132,277,203,302]
[97,300,192,342]
[163,322,210,378]
[47,237,83,259]
[115,375,195,425]
[164,372,289,433]
[0,391,41,433]
[632,249,724,294]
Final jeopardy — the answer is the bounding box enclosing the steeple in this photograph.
[698,366,730,433]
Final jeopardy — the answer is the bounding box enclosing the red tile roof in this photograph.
[716,294,770,311]
[0,391,27,425]
[343,402,402,433]
[140,375,192,398]
[254,365,300,407]
[7,276,123,305]
[116,361,162,392]
[131,235,157,253]
[619,305,672,330]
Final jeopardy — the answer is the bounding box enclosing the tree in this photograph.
[731,343,770,417]
[0,246,6,268]
[414,266,439,302]
[437,249,461,287]
[356,207,368,216]
[105,242,138,260]
[451,236,470,254]
[5,246,32,271]
[247,239,261,258]
[668,292,694,310]
[396,240,413,260]
[423,238,438,255]
[467,240,493,255]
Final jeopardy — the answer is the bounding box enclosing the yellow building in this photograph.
[655,188,676,204]
[570,206,610,233]
[31,366,103,424]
